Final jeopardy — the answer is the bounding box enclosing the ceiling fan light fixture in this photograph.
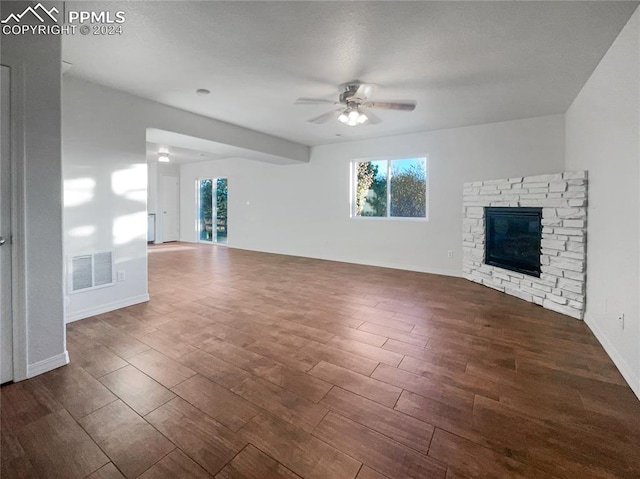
[338,106,368,126]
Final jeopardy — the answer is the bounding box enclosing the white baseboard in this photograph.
[227,245,463,278]
[65,294,150,323]
[27,350,69,378]
[585,313,640,400]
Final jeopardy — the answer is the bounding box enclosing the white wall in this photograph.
[180,115,565,276]
[1,1,67,377]
[63,77,306,322]
[63,78,149,321]
[565,7,640,398]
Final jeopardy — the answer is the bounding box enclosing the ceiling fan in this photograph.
[295,81,417,126]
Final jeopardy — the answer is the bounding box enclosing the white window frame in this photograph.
[350,157,429,221]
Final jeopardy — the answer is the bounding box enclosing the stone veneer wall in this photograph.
[462,171,588,319]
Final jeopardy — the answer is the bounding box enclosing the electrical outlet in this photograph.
[117,271,125,282]
[618,313,625,330]
[447,250,454,258]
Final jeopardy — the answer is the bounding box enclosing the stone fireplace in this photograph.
[462,171,588,319]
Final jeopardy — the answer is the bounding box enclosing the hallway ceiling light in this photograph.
[158,147,170,162]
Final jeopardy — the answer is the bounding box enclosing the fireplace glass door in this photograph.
[485,207,542,277]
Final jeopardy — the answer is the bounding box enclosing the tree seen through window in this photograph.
[354,158,427,218]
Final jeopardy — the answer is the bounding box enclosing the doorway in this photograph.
[197,178,228,244]
[1,65,13,383]
[162,176,180,242]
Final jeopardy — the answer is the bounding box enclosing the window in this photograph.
[197,178,228,244]
[353,158,427,218]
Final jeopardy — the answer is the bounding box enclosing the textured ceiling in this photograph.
[63,1,639,147]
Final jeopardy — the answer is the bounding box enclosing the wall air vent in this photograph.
[69,252,114,293]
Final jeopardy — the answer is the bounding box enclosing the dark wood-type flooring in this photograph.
[2,243,640,478]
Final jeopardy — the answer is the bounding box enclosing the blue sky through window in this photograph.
[392,158,426,174]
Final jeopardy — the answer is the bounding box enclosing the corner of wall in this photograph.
[2,2,66,379]
[584,312,640,399]
[27,350,69,378]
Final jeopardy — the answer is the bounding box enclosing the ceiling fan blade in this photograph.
[362,108,382,125]
[307,110,338,124]
[295,97,339,105]
[365,100,417,111]
[353,83,373,100]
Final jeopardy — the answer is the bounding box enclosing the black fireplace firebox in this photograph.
[484,207,542,277]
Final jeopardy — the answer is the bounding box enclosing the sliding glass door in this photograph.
[197,178,227,244]
[198,179,213,242]
[215,178,228,244]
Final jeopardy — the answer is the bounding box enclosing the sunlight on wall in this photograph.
[68,225,96,237]
[64,178,96,207]
[112,164,147,203]
[113,212,146,246]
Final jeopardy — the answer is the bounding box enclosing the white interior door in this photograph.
[162,176,180,242]
[1,65,13,383]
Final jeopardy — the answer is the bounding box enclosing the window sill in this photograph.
[350,216,428,222]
